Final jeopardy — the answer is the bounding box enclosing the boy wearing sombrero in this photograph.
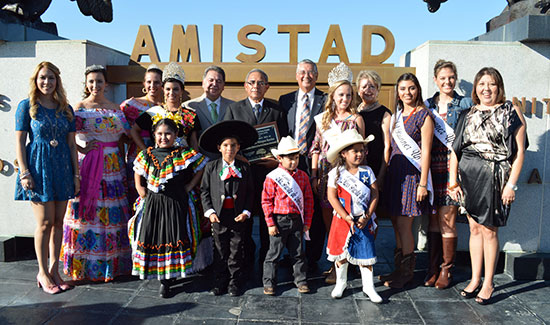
[199,120,258,297]
[261,136,314,295]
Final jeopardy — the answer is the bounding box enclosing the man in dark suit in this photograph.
[278,59,327,272]
[185,65,234,158]
[223,68,289,266]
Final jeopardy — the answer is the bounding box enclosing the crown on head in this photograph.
[151,111,183,127]
[85,64,105,75]
[327,62,353,87]
[162,62,185,85]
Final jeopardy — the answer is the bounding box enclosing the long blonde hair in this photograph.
[29,61,72,121]
[321,80,357,131]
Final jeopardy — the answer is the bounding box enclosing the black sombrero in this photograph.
[199,120,258,154]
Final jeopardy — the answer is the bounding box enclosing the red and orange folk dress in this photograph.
[132,145,206,279]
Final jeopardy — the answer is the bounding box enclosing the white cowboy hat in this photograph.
[271,136,300,157]
[326,129,375,164]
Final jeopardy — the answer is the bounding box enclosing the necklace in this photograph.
[44,109,59,147]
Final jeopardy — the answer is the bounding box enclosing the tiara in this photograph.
[327,62,353,87]
[162,62,185,85]
[151,111,183,127]
[146,64,162,72]
[85,64,106,75]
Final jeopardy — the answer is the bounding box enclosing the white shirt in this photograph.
[204,159,251,219]
[294,88,316,140]
[248,98,264,112]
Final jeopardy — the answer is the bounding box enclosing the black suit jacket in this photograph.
[223,98,289,138]
[279,88,326,172]
[200,159,254,216]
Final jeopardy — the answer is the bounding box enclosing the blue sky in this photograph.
[42,0,504,65]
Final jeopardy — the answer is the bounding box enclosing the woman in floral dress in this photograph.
[62,65,132,282]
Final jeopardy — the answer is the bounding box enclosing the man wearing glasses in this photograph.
[223,68,288,271]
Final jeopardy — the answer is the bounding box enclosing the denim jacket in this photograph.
[425,91,473,130]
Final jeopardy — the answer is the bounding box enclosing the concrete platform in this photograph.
[0,223,548,324]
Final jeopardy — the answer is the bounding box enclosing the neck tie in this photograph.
[254,103,261,122]
[210,102,218,122]
[298,94,310,154]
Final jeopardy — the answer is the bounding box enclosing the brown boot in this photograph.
[385,253,416,289]
[325,264,336,284]
[424,232,442,287]
[379,248,402,282]
[435,237,457,289]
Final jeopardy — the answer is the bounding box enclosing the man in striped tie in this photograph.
[278,59,327,274]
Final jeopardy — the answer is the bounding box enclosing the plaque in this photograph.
[241,122,280,163]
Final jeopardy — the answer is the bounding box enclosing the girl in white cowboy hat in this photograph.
[325,129,382,303]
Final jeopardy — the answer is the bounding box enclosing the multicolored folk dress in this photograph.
[132,146,207,279]
[120,98,155,204]
[62,107,132,282]
[310,113,360,208]
[326,166,377,266]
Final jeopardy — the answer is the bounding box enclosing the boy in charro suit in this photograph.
[199,120,257,297]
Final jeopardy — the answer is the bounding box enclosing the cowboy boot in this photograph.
[325,264,336,284]
[360,266,382,303]
[331,263,348,299]
[379,248,402,282]
[424,232,442,287]
[385,253,416,289]
[435,237,457,289]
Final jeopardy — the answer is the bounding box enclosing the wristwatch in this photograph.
[506,183,518,191]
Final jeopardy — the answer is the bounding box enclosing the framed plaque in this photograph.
[241,122,280,163]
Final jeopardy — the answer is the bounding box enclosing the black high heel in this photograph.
[159,279,170,298]
[475,286,494,305]
[460,283,481,299]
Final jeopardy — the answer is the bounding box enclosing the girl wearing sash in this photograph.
[450,67,526,305]
[310,63,365,283]
[383,73,435,289]
[121,64,163,205]
[325,129,381,303]
[62,65,132,282]
[133,116,206,298]
[423,60,473,289]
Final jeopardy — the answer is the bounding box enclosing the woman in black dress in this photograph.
[450,67,526,304]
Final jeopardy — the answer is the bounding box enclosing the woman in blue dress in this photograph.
[15,61,79,294]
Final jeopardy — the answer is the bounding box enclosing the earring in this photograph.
[142,87,147,94]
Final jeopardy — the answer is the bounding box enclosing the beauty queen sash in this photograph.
[430,108,455,150]
[390,110,434,205]
[266,168,310,240]
[336,168,377,232]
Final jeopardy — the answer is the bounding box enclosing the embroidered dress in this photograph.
[62,108,132,282]
[326,166,377,266]
[14,99,76,202]
[453,102,522,227]
[132,146,207,279]
[385,108,434,217]
[120,98,155,204]
[310,113,359,208]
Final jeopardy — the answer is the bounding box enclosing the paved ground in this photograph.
[0,221,548,325]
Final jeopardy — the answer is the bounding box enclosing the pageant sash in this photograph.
[266,168,310,240]
[390,110,434,205]
[313,112,341,141]
[430,108,455,150]
[336,168,378,231]
[79,141,119,220]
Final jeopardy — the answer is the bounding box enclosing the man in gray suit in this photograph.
[278,59,327,273]
[186,66,233,157]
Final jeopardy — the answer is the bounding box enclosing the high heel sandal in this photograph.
[460,283,482,299]
[54,279,74,291]
[475,285,494,305]
[36,276,62,295]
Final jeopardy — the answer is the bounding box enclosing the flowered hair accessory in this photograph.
[151,111,183,127]
[327,62,353,87]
